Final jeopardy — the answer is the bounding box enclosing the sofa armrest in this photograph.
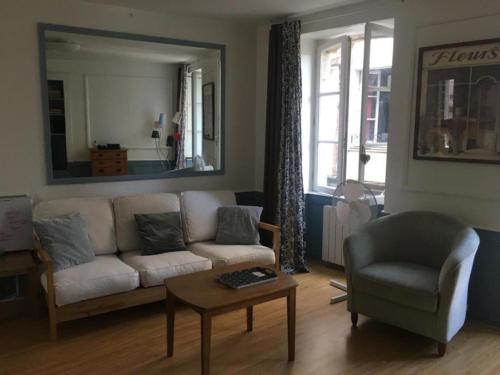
[33,235,56,304]
[259,222,281,271]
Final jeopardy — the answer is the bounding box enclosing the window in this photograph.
[304,21,394,194]
[366,68,391,144]
[185,68,203,160]
[192,69,203,157]
[312,38,349,193]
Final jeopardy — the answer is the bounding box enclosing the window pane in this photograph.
[366,97,377,119]
[380,68,392,89]
[316,142,339,188]
[318,94,340,142]
[368,72,378,87]
[320,45,341,93]
[377,91,390,143]
[365,119,375,142]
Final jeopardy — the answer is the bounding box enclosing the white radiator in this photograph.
[322,205,351,266]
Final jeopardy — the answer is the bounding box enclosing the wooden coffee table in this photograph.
[164,262,298,375]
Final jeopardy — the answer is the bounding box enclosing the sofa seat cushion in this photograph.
[353,261,439,313]
[41,255,139,306]
[120,250,212,287]
[189,242,275,268]
[180,191,236,243]
[34,198,116,255]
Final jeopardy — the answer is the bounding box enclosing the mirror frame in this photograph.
[38,23,225,185]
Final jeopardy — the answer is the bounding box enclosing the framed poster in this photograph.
[202,82,215,140]
[414,38,500,163]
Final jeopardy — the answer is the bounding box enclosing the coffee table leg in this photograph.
[287,288,296,361]
[246,306,253,332]
[166,291,175,358]
[201,313,212,375]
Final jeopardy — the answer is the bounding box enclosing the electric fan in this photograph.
[329,180,379,304]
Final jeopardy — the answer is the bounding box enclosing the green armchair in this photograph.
[344,211,479,356]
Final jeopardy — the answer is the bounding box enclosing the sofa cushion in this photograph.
[135,212,186,255]
[120,250,212,287]
[353,261,439,313]
[189,242,275,268]
[180,190,236,243]
[113,193,180,252]
[216,206,263,245]
[41,255,139,306]
[34,198,116,255]
[33,213,95,272]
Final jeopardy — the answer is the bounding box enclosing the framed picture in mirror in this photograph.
[414,38,500,164]
[203,82,215,140]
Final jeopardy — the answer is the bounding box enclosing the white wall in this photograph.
[254,23,270,191]
[254,0,500,230]
[47,58,178,161]
[385,0,500,231]
[0,0,257,201]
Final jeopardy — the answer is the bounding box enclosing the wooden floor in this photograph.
[1,261,500,375]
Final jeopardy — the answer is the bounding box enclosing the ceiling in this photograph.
[45,30,215,64]
[85,0,370,21]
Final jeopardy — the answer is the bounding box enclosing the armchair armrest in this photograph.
[343,231,378,274]
[259,222,281,271]
[438,228,479,290]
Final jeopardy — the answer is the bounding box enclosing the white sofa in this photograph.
[33,190,280,339]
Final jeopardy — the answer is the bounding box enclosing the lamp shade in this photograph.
[159,113,167,126]
[151,130,161,139]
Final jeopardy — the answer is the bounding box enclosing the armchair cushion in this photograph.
[354,261,440,313]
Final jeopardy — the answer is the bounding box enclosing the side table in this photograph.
[0,250,39,319]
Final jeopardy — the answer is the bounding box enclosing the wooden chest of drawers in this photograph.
[90,148,128,176]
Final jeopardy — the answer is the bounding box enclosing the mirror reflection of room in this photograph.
[44,31,221,179]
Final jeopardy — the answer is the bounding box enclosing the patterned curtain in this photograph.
[264,20,308,273]
[176,64,189,169]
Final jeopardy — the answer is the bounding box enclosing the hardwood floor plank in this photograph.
[0,261,499,374]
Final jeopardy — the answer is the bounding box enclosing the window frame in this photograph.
[311,36,351,195]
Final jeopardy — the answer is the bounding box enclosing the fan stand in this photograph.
[330,279,347,304]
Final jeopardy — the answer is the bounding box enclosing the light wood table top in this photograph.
[165,262,298,312]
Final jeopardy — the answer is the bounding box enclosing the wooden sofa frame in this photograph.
[34,222,281,340]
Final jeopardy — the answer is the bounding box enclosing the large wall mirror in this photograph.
[38,24,225,184]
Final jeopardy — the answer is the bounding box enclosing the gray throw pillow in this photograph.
[215,206,263,245]
[33,213,95,272]
[134,212,186,255]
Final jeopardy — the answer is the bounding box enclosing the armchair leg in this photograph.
[351,312,358,327]
[437,342,447,357]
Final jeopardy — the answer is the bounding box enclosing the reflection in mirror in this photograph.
[40,25,223,183]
